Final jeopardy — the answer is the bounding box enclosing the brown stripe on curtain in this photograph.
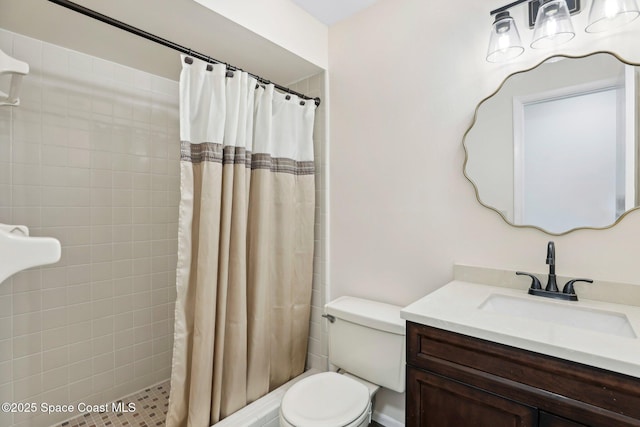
[180,142,315,175]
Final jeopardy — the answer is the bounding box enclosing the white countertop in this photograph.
[401,280,640,378]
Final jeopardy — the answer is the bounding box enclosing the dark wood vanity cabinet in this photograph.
[406,322,640,427]
[408,366,537,426]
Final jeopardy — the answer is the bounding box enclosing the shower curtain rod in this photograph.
[46,0,321,106]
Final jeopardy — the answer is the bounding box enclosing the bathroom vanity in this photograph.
[401,271,640,427]
[406,322,639,426]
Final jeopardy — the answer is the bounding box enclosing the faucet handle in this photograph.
[516,271,542,290]
[562,279,593,295]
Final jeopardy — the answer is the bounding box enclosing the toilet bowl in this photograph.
[279,297,406,427]
[279,372,374,427]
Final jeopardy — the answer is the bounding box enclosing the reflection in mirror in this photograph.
[464,52,639,235]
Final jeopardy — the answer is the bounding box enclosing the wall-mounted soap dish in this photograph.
[0,224,61,284]
[0,49,29,107]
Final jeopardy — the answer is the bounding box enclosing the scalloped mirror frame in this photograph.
[462,51,640,236]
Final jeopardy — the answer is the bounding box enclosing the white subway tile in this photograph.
[91,334,113,356]
[67,321,92,342]
[66,303,92,325]
[68,377,92,402]
[42,366,68,392]
[67,359,91,384]
[114,346,133,366]
[13,332,41,358]
[92,316,114,337]
[114,329,134,350]
[43,346,68,372]
[114,363,134,385]
[133,325,152,343]
[0,361,12,385]
[41,307,67,331]
[12,312,42,337]
[91,298,113,319]
[91,369,114,394]
[12,291,41,315]
[68,148,91,168]
[114,312,133,331]
[67,283,91,304]
[113,295,134,315]
[92,352,114,375]
[40,384,70,407]
[133,340,152,361]
[64,226,92,246]
[12,354,41,381]
[64,246,92,266]
[12,373,42,401]
[42,326,68,351]
[41,288,67,310]
[133,357,153,377]
[68,340,92,364]
[11,271,42,294]
[12,142,41,165]
[0,339,11,363]
[0,319,11,341]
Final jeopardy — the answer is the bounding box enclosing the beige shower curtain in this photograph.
[166,57,316,427]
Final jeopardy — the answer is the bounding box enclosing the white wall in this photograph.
[329,0,640,424]
[192,0,329,70]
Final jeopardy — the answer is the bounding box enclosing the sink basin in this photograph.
[479,294,637,339]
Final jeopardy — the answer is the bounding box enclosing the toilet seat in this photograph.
[280,372,370,427]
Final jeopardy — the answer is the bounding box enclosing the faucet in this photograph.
[516,241,593,301]
[545,241,558,292]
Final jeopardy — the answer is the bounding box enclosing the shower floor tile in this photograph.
[52,380,170,427]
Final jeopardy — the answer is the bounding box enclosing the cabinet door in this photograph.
[539,412,589,427]
[407,367,537,427]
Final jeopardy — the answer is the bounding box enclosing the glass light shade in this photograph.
[531,0,575,49]
[486,12,525,63]
[585,0,640,32]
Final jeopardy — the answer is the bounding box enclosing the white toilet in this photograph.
[280,296,406,427]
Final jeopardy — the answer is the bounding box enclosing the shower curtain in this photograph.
[166,57,316,426]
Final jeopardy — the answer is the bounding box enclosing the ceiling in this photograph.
[291,0,381,25]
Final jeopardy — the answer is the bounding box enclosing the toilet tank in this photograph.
[325,296,406,393]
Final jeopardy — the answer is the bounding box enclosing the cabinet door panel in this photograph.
[539,412,589,427]
[408,366,537,427]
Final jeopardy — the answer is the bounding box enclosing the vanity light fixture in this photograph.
[487,0,640,62]
[487,11,525,62]
[585,0,640,32]
[487,0,578,63]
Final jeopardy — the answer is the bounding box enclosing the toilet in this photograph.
[280,296,406,427]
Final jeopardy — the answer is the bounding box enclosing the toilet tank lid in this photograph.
[325,296,406,335]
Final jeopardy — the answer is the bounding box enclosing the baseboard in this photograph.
[372,411,405,427]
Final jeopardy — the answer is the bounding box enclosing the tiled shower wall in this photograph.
[0,29,180,427]
[290,73,329,372]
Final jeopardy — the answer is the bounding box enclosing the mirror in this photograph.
[464,52,640,235]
